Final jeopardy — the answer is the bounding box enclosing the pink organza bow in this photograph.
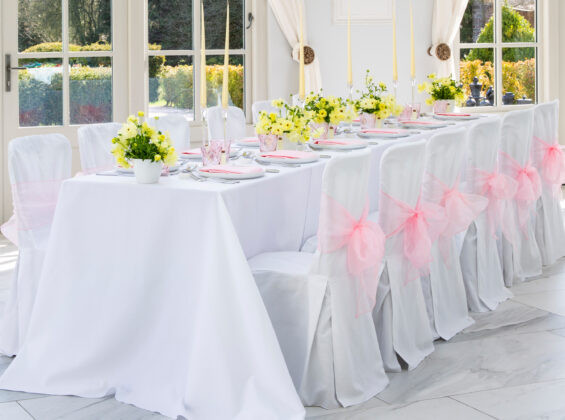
[500,151,542,233]
[424,174,489,263]
[318,193,385,315]
[473,167,518,242]
[379,192,446,283]
[533,136,565,196]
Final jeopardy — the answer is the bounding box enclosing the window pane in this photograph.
[19,0,62,52]
[70,57,112,124]
[459,48,495,107]
[502,47,536,105]
[69,0,112,50]
[204,0,244,50]
[148,0,192,50]
[204,55,244,110]
[502,1,536,42]
[149,56,194,120]
[460,0,494,43]
[18,59,63,126]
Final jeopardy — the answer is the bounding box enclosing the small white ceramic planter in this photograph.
[133,159,163,184]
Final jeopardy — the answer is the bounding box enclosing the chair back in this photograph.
[77,123,121,173]
[466,117,502,178]
[533,100,559,148]
[152,114,191,151]
[252,100,277,124]
[424,128,467,191]
[501,108,535,165]
[207,106,246,141]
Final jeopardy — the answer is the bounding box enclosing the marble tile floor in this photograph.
[2,236,565,419]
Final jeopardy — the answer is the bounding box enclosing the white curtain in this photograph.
[430,0,469,77]
[268,0,323,94]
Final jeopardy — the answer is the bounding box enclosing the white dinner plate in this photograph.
[197,165,265,180]
[433,113,481,121]
[399,120,450,130]
[255,150,320,164]
[309,139,368,151]
[356,129,414,139]
[236,138,261,147]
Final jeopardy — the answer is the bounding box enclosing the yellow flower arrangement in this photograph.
[355,70,402,119]
[418,74,465,106]
[303,93,355,126]
[255,99,315,143]
[111,113,178,168]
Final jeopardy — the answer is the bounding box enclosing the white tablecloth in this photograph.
[0,116,492,419]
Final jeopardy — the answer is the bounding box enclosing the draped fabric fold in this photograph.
[268,0,323,94]
[499,152,542,233]
[318,193,385,316]
[533,136,565,197]
[424,174,488,262]
[379,192,446,283]
[430,0,469,76]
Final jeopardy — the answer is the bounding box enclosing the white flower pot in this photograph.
[433,100,455,114]
[133,159,163,184]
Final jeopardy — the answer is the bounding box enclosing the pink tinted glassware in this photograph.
[201,140,223,167]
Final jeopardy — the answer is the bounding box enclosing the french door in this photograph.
[1,0,128,222]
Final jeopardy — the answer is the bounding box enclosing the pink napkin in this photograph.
[313,139,365,146]
[402,120,440,125]
[353,118,360,123]
[182,148,202,155]
[436,113,472,117]
[361,129,408,134]
[239,137,259,144]
[199,165,264,175]
[260,150,316,159]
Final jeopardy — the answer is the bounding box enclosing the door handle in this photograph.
[5,54,27,92]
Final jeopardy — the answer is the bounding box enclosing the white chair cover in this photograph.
[152,114,191,151]
[252,100,277,124]
[421,129,475,339]
[248,150,388,409]
[372,140,435,372]
[532,101,565,265]
[460,118,513,312]
[207,106,246,141]
[0,134,71,356]
[499,109,542,285]
[77,123,122,174]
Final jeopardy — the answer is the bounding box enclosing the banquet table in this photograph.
[0,115,497,419]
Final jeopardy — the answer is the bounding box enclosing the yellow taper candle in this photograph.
[410,0,415,79]
[200,3,207,109]
[299,3,305,100]
[392,0,398,82]
[347,0,352,86]
[221,1,230,109]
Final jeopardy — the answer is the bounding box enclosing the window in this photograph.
[147,0,249,121]
[456,0,538,108]
[16,0,117,126]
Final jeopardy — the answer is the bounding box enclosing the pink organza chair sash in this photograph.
[424,174,488,262]
[379,192,446,282]
[318,193,385,315]
[0,179,63,246]
[499,151,542,232]
[533,136,565,196]
[472,167,518,242]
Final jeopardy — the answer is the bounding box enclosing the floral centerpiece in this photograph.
[418,74,465,113]
[303,93,354,139]
[255,99,314,150]
[111,111,178,183]
[355,71,402,129]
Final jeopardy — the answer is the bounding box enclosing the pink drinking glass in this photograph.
[201,140,223,167]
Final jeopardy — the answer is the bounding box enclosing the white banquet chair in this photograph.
[248,150,389,409]
[532,101,565,265]
[460,118,513,312]
[207,105,246,141]
[152,113,191,151]
[420,129,481,340]
[252,100,277,124]
[0,134,71,356]
[371,140,436,372]
[77,122,121,174]
[499,109,542,286]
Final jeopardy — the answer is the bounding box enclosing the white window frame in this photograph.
[454,0,540,112]
[145,0,252,124]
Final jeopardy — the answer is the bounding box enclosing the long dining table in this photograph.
[0,115,497,419]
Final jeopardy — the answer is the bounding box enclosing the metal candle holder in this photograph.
[222,107,229,164]
[411,78,416,106]
[201,109,208,147]
[346,83,354,134]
